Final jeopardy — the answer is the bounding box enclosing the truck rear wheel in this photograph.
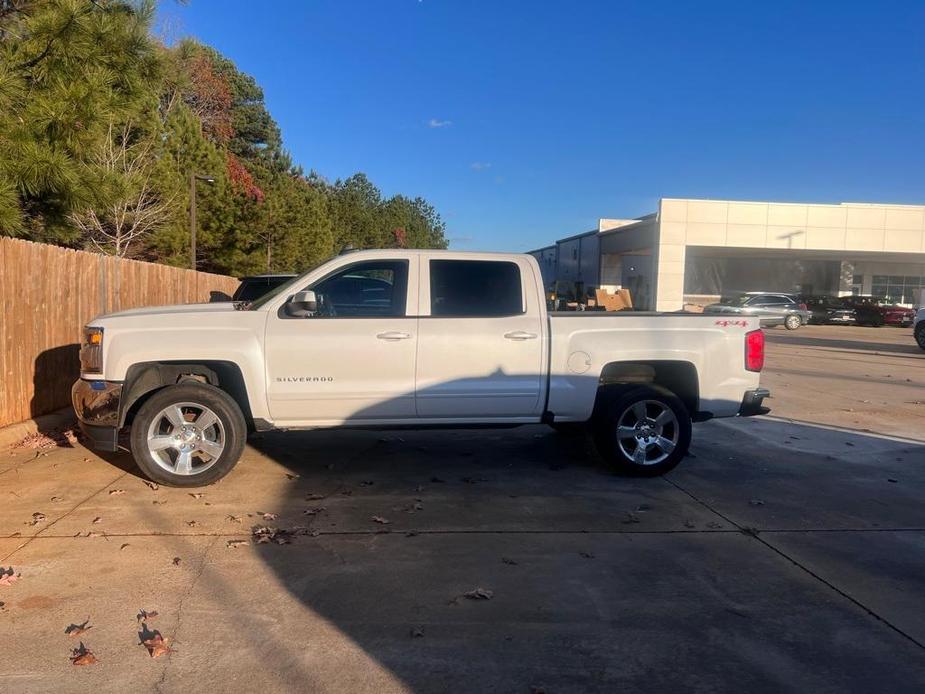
[129,383,247,487]
[593,385,691,476]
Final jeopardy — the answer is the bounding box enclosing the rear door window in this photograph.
[429,260,523,317]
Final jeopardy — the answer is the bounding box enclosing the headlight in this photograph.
[80,327,104,373]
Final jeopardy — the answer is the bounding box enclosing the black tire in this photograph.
[915,322,925,351]
[549,422,586,436]
[592,385,692,477]
[784,314,801,330]
[129,383,247,487]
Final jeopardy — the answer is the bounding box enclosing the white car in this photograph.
[72,250,769,486]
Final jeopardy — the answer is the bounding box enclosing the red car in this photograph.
[840,296,915,327]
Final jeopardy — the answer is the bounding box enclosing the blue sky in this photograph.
[157,0,925,251]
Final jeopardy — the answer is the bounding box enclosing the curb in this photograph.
[0,407,76,451]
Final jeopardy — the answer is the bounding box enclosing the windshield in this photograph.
[244,256,335,310]
[721,295,750,306]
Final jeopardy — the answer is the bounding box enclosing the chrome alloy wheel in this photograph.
[615,400,680,466]
[145,402,225,476]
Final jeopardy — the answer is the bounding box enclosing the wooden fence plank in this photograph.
[0,238,239,428]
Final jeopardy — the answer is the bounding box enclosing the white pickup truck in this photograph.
[72,250,769,487]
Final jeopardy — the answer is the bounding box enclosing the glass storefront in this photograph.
[684,255,840,298]
[871,275,922,304]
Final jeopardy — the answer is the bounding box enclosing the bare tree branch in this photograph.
[69,121,175,256]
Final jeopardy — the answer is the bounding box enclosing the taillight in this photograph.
[745,329,764,372]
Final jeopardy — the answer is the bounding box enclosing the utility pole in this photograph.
[189,172,215,270]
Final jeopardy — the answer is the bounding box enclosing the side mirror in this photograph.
[284,290,318,317]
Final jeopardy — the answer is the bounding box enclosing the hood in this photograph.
[96,302,238,321]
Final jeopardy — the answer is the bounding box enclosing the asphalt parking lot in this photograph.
[1,325,923,693]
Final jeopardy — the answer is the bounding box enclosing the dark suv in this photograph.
[801,296,856,325]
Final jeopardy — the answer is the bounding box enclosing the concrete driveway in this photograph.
[1,325,923,693]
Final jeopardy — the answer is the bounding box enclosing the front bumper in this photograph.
[738,388,770,417]
[72,379,123,452]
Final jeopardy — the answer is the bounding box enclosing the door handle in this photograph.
[504,331,538,341]
[377,331,412,341]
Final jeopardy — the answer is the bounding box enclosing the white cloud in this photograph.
[427,118,452,128]
[470,161,492,171]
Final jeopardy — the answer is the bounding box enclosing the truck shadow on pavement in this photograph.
[767,332,920,355]
[229,415,925,693]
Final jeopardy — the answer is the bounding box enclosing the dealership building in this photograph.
[529,198,925,311]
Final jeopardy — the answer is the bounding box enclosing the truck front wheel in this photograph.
[129,383,247,487]
[593,385,692,476]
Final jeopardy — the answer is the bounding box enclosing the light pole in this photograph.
[189,172,215,269]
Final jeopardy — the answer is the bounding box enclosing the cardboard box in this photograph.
[595,288,633,312]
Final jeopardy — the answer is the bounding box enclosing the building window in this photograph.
[871,274,923,304]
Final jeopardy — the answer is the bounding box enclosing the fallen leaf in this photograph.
[144,481,159,491]
[371,516,390,525]
[186,520,197,527]
[621,512,641,525]
[748,499,764,507]
[285,473,299,480]
[226,539,248,549]
[305,494,325,501]
[142,633,171,658]
[226,515,243,524]
[65,617,92,637]
[152,500,167,505]
[359,480,375,487]
[683,520,696,529]
[501,557,518,565]
[109,489,125,496]
[50,496,63,502]
[28,512,46,526]
[463,587,493,600]
[120,543,130,551]
[410,627,424,638]
[253,526,291,544]
[579,552,595,559]
[0,567,20,586]
[92,517,102,524]
[189,493,204,499]
[172,557,181,566]
[887,478,898,484]
[136,609,159,622]
[302,507,325,516]
[258,512,278,521]
[706,521,723,529]
[70,643,97,666]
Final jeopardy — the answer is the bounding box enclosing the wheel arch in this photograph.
[120,361,255,431]
[594,360,699,419]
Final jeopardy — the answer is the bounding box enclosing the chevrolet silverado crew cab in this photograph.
[72,250,770,487]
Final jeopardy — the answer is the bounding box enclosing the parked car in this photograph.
[839,296,915,327]
[703,292,810,330]
[801,295,856,325]
[231,274,297,303]
[71,250,770,486]
[914,308,925,350]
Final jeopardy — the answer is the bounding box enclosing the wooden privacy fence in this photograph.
[0,237,240,429]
